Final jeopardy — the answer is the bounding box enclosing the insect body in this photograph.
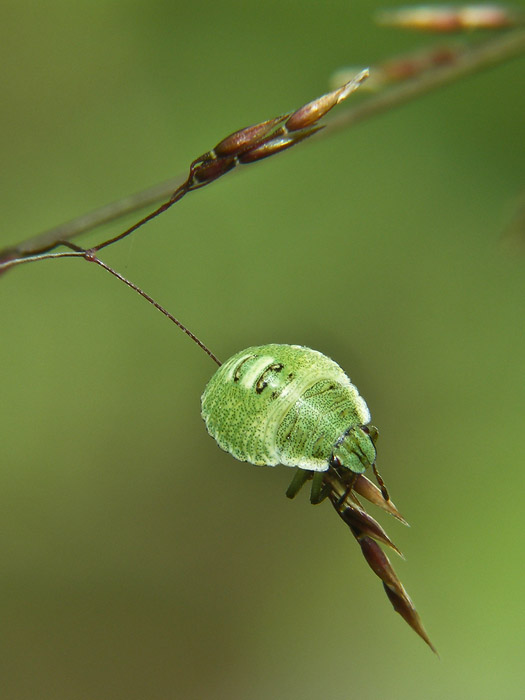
[201,344,375,473]
[202,344,436,652]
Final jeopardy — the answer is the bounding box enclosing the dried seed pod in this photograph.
[188,155,237,188]
[212,116,287,157]
[237,127,323,163]
[285,69,369,131]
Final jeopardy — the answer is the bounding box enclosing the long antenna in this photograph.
[4,245,222,367]
[72,245,223,365]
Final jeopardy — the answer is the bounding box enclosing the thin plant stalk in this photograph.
[0,71,369,265]
[1,28,523,266]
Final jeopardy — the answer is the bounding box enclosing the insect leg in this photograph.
[285,468,311,499]
[363,424,379,445]
[310,472,332,504]
[372,463,390,502]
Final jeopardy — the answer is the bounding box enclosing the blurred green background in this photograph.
[1,1,524,698]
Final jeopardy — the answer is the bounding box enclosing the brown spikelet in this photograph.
[172,72,369,207]
[382,579,438,654]
[323,466,436,653]
[237,126,323,164]
[192,70,367,179]
[352,474,409,525]
[354,528,436,653]
[329,491,404,557]
[285,69,368,131]
[212,116,287,157]
[188,155,237,188]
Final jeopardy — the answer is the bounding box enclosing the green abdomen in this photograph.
[275,379,368,469]
[201,344,371,471]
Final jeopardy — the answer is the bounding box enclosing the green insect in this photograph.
[202,343,435,652]
[201,343,376,480]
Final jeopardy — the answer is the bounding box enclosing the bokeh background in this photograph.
[1,1,524,698]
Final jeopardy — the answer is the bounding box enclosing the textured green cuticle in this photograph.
[201,344,373,473]
[331,426,377,474]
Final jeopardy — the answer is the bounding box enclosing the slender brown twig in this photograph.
[4,245,222,364]
[326,27,525,135]
[0,71,368,265]
[1,28,523,266]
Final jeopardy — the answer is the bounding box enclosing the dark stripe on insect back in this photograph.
[305,383,335,398]
[282,413,298,441]
[255,362,284,394]
[311,434,327,459]
[233,354,256,382]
